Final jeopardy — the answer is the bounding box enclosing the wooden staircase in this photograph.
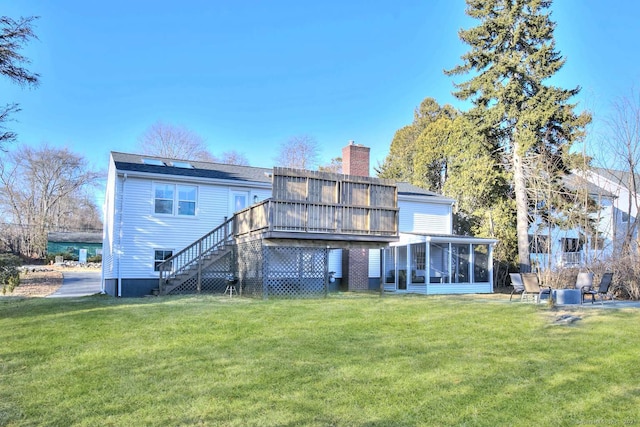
[157,217,235,295]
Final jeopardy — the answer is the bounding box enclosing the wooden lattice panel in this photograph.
[237,240,264,298]
[263,246,328,298]
[166,251,235,295]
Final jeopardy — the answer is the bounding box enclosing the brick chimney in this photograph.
[341,140,371,291]
[342,140,370,177]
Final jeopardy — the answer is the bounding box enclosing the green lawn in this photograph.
[1,294,639,426]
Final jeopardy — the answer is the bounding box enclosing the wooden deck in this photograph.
[234,167,399,247]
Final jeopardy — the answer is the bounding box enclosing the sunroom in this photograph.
[382,233,497,294]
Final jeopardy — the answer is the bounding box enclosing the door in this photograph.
[397,246,407,290]
[231,191,249,213]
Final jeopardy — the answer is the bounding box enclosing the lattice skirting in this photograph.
[238,241,330,298]
[169,241,331,298]
[167,250,235,295]
[237,240,263,298]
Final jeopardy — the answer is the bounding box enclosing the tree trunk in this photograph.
[513,141,531,272]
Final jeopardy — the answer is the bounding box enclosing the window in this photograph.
[154,183,197,216]
[154,250,173,271]
[561,237,581,253]
[177,185,196,215]
[589,233,605,250]
[410,243,426,284]
[473,244,489,283]
[529,234,550,253]
[154,184,174,214]
[171,161,193,169]
[452,244,470,283]
[142,158,165,166]
[430,243,449,283]
[621,211,630,223]
[383,247,395,284]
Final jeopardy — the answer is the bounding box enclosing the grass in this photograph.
[1,294,640,426]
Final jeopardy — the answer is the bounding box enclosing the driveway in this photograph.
[47,270,102,298]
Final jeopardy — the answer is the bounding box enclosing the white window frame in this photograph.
[153,182,198,217]
[154,249,174,272]
[177,185,197,216]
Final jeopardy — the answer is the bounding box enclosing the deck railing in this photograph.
[561,252,583,266]
[234,199,398,237]
[158,216,235,293]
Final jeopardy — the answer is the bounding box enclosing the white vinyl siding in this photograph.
[328,249,342,278]
[117,177,242,278]
[426,283,493,294]
[101,159,118,278]
[398,199,451,234]
[368,248,380,278]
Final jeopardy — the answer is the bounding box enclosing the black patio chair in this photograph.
[583,273,614,305]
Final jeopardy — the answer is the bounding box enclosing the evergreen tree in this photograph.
[0,16,39,148]
[376,97,457,193]
[445,0,591,272]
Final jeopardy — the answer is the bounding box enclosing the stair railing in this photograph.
[158,216,235,293]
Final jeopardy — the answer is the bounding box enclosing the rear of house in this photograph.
[101,143,496,297]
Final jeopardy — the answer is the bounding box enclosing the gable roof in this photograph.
[563,173,617,198]
[111,152,273,184]
[396,182,443,197]
[590,167,640,192]
[110,152,453,201]
[47,232,103,244]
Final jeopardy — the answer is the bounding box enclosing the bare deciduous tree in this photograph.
[1,16,40,148]
[275,135,320,169]
[318,157,342,174]
[598,89,640,254]
[137,121,215,161]
[0,144,100,258]
[220,150,249,166]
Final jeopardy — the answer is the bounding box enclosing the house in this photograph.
[585,168,639,252]
[529,167,639,271]
[101,143,496,297]
[47,231,103,260]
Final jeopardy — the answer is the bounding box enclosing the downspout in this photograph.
[117,173,127,297]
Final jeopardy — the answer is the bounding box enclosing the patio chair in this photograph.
[574,272,594,303]
[583,273,614,305]
[508,273,525,301]
[521,273,552,303]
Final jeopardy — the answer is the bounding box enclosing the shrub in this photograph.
[538,267,583,290]
[0,253,21,294]
[46,252,79,263]
[590,255,640,300]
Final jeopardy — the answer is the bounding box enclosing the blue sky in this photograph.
[2,0,639,174]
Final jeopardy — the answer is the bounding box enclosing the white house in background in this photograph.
[584,168,639,252]
[101,143,496,297]
[529,167,639,271]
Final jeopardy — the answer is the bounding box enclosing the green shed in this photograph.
[47,232,103,259]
